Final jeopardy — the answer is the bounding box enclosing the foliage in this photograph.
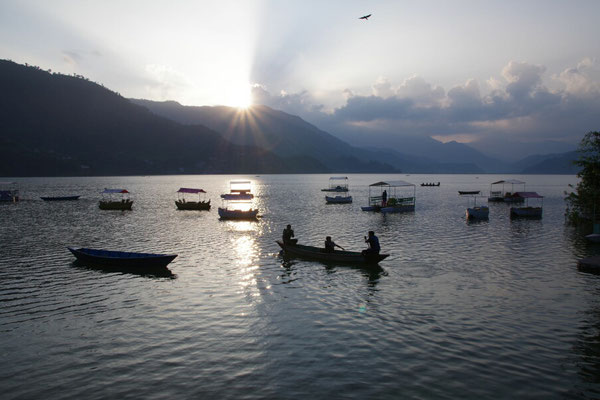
[565,131,600,225]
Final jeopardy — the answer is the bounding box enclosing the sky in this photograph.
[2,0,600,159]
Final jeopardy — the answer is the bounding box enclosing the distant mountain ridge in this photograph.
[0,60,394,176]
[0,59,580,176]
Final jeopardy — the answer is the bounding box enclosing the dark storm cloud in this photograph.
[252,59,600,155]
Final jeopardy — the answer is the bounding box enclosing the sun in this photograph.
[225,83,252,109]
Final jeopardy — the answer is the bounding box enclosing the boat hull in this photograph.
[68,247,177,269]
[510,207,542,219]
[41,195,80,201]
[218,207,259,220]
[325,195,352,204]
[381,204,415,213]
[321,188,349,192]
[220,193,254,200]
[276,240,388,265]
[99,200,133,210]
[466,206,489,220]
[175,200,211,210]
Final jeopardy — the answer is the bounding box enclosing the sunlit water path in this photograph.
[1,174,599,399]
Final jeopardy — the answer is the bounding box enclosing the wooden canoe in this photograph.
[276,240,388,265]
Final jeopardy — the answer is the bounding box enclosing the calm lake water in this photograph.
[1,174,600,399]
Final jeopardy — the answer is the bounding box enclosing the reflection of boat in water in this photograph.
[321,176,349,192]
[324,177,352,203]
[99,189,133,210]
[218,180,259,220]
[460,192,489,220]
[361,181,416,213]
[510,192,543,219]
[276,240,388,265]
[175,188,210,210]
[421,182,440,187]
[68,247,177,269]
[41,195,80,201]
[0,181,19,202]
[488,179,526,202]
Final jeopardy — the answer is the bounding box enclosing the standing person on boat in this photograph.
[382,190,387,207]
[282,224,298,245]
[324,236,344,253]
[362,231,380,256]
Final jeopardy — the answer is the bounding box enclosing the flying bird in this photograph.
[359,14,372,20]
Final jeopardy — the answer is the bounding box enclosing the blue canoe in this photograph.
[68,247,177,269]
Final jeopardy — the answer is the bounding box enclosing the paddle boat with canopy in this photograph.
[321,176,349,192]
[488,179,526,202]
[510,192,543,219]
[361,180,416,213]
[220,180,254,200]
[175,188,210,210]
[324,177,352,203]
[276,240,388,265]
[0,181,19,202]
[218,180,259,220]
[460,191,489,220]
[99,189,133,210]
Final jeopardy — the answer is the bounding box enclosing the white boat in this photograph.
[218,180,259,220]
[460,192,489,220]
[321,176,349,192]
[326,195,353,204]
[220,180,254,200]
[361,181,416,213]
[510,192,543,219]
[488,179,526,202]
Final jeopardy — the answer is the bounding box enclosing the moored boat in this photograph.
[276,240,388,265]
[488,179,526,202]
[362,181,416,213]
[99,189,133,210]
[175,188,210,210]
[218,207,259,220]
[458,190,480,195]
[460,192,489,220]
[421,182,440,187]
[0,181,19,202]
[321,176,349,192]
[326,195,353,204]
[68,247,177,269]
[510,192,543,219]
[220,180,254,200]
[41,195,81,201]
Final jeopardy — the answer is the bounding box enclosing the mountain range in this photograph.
[0,59,580,176]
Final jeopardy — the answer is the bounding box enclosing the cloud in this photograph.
[251,59,600,156]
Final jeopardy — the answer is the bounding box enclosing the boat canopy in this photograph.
[491,179,525,185]
[230,180,251,185]
[370,180,415,187]
[102,188,129,194]
[515,192,543,198]
[177,188,206,194]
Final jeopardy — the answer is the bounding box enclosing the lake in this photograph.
[1,174,599,399]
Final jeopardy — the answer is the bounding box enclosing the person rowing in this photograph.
[282,224,298,245]
[324,236,345,253]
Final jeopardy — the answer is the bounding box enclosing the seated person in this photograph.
[282,224,298,245]
[362,231,380,256]
[324,236,344,253]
